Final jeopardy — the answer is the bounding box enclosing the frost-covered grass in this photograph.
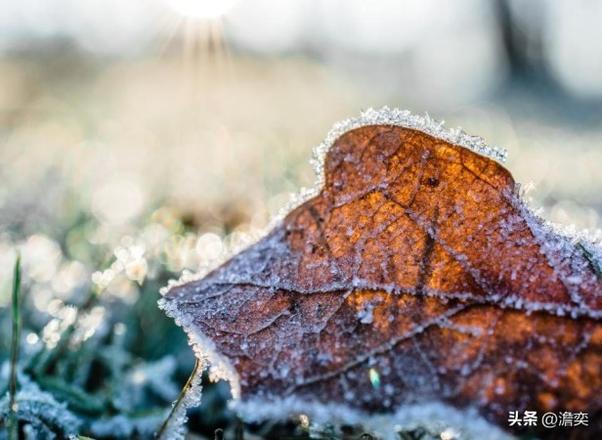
[0,204,233,438]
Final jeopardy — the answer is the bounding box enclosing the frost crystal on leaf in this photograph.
[159,108,602,439]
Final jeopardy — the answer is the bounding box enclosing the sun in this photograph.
[165,0,239,20]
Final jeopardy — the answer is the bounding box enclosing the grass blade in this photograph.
[155,359,201,439]
[8,253,21,440]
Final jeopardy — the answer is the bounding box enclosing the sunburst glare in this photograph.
[157,0,236,111]
[165,0,239,20]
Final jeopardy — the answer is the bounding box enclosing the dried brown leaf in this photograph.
[162,112,602,438]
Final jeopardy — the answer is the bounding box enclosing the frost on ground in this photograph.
[159,107,602,439]
[0,366,81,440]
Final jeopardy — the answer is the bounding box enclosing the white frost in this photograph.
[278,106,507,220]
[234,397,513,440]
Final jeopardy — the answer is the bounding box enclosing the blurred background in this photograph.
[0,0,602,438]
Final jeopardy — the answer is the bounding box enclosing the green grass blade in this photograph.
[8,253,21,440]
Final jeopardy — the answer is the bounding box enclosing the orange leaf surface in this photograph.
[161,109,601,438]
